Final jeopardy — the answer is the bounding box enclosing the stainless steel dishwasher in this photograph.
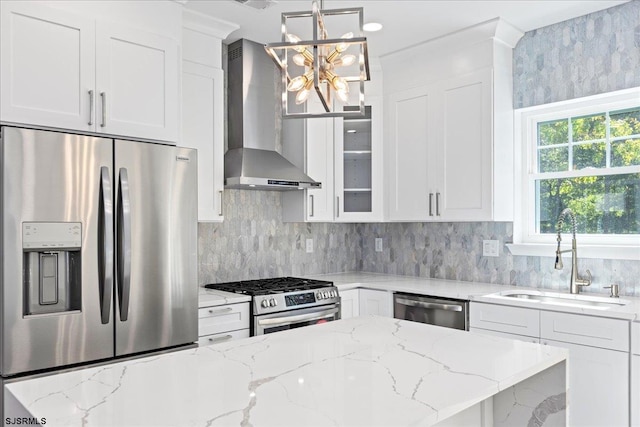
[393,293,469,330]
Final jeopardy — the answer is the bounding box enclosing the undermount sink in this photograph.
[484,290,630,310]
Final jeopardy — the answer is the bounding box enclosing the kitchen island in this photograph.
[5,316,567,426]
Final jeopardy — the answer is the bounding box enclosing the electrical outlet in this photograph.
[482,240,499,257]
[306,238,314,253]
[375,238,383,252]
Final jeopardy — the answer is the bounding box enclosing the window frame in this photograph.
[510,87,640,261]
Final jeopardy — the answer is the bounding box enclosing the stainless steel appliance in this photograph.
[394,293,468,330]
[205,277,340,335]
[1,126,198,377]
[225,39,321,190]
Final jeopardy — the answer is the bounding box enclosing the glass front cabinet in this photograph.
[334,96,383,222]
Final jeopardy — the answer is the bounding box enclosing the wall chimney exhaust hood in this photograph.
[225,39,321,190]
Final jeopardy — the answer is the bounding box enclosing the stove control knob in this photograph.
[330,290,336,298]
[261,299,270,308]
[269,298,277,307]
[316,292,323,300]
[323,292,328,299]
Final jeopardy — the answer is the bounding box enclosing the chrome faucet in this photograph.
[554,208,591,294]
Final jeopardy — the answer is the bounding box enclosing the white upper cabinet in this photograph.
[0,1,179,142]
[436,68,493,220]
[181,11,237,222]
[0,2,95,131]
[334,95,384,222]
[182,63,225,221]
[382,18,522,222]
[282,100,335,223]
[95,21,178,142]
[386,86,434,221]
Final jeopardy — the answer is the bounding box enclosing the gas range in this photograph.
[205,277,340,335]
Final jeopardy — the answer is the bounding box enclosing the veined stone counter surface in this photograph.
[307,272,640,320]
[5,316,566,426]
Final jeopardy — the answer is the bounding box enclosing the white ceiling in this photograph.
[184,0,629,57]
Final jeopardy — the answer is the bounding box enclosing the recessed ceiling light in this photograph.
[363,22,382,32]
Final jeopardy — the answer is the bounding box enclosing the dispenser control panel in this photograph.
[22,222,82,250]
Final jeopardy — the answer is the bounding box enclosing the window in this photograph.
[511,88,640,260]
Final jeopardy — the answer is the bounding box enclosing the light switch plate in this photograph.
[306,238,313,253]
[482,240,499,257]
[375,238,383,252]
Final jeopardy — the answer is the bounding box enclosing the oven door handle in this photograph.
[258,307,339,327]
[395,298,463,312]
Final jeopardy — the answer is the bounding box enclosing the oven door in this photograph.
[254,304,340,335]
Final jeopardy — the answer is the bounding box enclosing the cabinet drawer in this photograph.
[198,303,249,336]
[469,327,539,344]
[540,311,629,352]
[633,322,640,356]
[632,355,640,426]
[469,302,539,337]
[198,329,250,347]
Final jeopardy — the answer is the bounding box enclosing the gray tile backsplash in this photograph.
[358,222,639,297]
[198,190,359,284]
[513,0,640,109]
[198,2,639,296]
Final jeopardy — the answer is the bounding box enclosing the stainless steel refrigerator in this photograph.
[1,126,198,377]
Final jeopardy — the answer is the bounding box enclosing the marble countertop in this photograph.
[198,287,251,308]
[6,316,567,426]
[306,272,640,320]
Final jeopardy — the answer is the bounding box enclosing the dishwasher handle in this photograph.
[395,297,463,312]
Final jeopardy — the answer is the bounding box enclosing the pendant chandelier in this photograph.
[264,0,370,118]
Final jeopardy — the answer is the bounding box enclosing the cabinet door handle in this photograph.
[218,191,224,216]
[436,192,441,216]
[207,307,233,315]
[336,196,340,218]
[429,193,433,216]
[100,92,107,127]
[207,334,233,344]
[309,194,315,217]
[88,90,94,126]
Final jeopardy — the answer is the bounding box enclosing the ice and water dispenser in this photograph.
[22,222,82,315]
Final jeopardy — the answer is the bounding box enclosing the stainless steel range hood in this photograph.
[225,39,321,190]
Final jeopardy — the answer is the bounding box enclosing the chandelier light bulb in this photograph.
[288,76,306,92]
[324,70,348,92]
[286,33,308,53]
[292,54,307,67]
[336,32,354,52]
[287,69,314,92]
[333,54,356,67]
[336,88,349,103]
[295,88,311,104]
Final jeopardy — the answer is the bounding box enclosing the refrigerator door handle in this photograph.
[117,168,132,321]
[98,167,114,324]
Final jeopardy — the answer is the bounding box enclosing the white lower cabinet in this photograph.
[541,338,628,427]
[632,322,640,426]
[339,289,360,319]
[359,289,393,317]
[339,289,392,319]
[198,302,249,346]
[469,302,631,426]
[633,355,640,427]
